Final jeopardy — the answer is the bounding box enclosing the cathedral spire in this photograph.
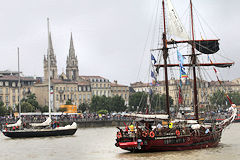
[48,32,54,55]
[69,32,75,57]
[70,32,74,50]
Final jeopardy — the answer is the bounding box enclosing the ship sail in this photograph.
[194,40,220,54]
[166,0,189,40]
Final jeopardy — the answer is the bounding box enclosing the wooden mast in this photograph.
[162,0,170,117]
[190,0,198,120]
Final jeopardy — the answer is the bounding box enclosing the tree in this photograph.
[152,94,174,113]
[129,92,148,112]
[58,107,67,113]
[17,93,40,112]
[209,90,240,111]
[40,105,49,113]
[0,101,7,116]
[110,95,126,112]
[78,103,89,113]
[90,95,110,112]
[65,99,73,105]
[21,102,35,112]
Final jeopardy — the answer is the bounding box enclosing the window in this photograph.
[83,86,86,91]
[0,81,3,86]
[56,87,58,91]
[6,96,8,102]
[79,95,82,100]
[56,94,59,101]
[79,86,82,91]
[12,82,15,87]
[5,81,9,86]
[67,95,69,100]
[67,87,69,91]
[60,87,62,91]
[64,94,66,100]
[87,86,90,91]
[6,88,8,94]
[12,96,15,103]
[0,88,2,94]
[12,89,15,93]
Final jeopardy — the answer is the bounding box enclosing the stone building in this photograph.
[79,76,111,97]
[111,80,129,105]
[0,72,35,109]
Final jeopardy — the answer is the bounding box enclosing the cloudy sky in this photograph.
[0,0,239,85]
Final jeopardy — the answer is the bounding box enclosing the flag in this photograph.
[151,71,156,80]
[180,67,188,78]
[177,50,185,65]
[151,54,157,64]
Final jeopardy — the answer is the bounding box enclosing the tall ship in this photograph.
[115,0,237,152]
[1,19,77,138]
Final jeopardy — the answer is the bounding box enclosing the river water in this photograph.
[0,123,240,160]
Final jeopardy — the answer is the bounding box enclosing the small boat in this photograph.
[115,0,237,152]
[1,19,77,138]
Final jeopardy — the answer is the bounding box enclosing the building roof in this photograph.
[78,80,91,86]
[51,79,78,84]
[130,81,149,88]
[0,75,35,81]
[111,81,128,87]
[79,75,107,79]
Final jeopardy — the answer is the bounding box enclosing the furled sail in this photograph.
[194,40,219,54]
[166,0,189,40]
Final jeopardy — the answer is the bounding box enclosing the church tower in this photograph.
[44,32,58,81]
[66,33,79,81]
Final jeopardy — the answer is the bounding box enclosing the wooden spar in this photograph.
[155,62,234,68]
[190,0,198,120]
[162,0,170,117]
[167,39,219,44]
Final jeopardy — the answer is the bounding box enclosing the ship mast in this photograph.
[162,0,170,117]
[190,0,199,120]
[47,18,51,119]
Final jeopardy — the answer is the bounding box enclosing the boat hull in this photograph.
[2,128,77,138]
[116,132,221,152]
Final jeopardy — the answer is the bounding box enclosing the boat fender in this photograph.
[142,131,148,137]
[176,130,180,136]
[169,122,173,128]
[149,131,155,138]
[117,131,122,139]
[187,137,190,141]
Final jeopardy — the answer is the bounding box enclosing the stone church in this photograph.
[34,33,92,111]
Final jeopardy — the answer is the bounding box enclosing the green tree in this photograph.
[40,105,49,113]
[78,103,89,113]
[58,107,67,113]
[110,95,126,112]
[17,93,40,112]
[129,92,148,112]
[209,90,240,110]
[0,101,7,116]
[152,94,174,113]
[90,95,110,112]
[65,99,73,105]
[21,102,35,112]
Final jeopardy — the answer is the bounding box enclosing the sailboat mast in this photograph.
[18,47,21,119]
[47,18,51,119]
[190,0,199,120]
[162,0,170,117]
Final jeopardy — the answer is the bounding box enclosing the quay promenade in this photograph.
[0,115,132,129]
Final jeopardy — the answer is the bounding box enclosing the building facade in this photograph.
[111,80,129,105]
[0,73,35,109]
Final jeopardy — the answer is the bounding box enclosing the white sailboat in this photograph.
[2,19,77,138]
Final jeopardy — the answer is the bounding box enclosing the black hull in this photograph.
[2,128,77,138]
